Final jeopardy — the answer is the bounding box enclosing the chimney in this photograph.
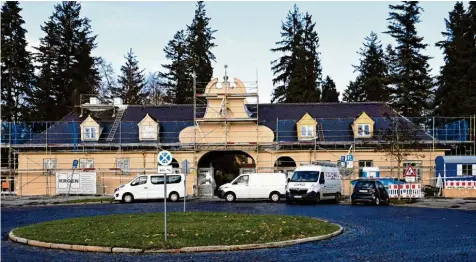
[113,97,124,105]
[89,97,99,105]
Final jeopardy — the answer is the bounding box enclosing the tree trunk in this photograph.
[397,161,401,200]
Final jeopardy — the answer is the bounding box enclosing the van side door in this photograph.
[149,175,164,199]
[129,176,148,200]
[232,175,250,199]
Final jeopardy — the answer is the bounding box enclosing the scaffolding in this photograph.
[192,65,260,174]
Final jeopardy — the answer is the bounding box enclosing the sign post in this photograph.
[404,164,417,183]
[66,160,79,202]
[345,154,354,169]
[181,160,190,212]
[158,151,173,242]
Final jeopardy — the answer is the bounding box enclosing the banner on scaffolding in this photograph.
[55,171,97,195]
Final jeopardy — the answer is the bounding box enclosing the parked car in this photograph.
[217,173,287,202]
[351,179,390,206]
[351,177,406,190]
[114,174,185,203]
[286,163,342,204]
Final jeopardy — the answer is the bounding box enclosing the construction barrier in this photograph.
[388,184,422,198]
[445,180,476,189]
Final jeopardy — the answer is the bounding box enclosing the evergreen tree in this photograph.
[384,1,433,117]
[270,5,322,103]
[1,1,35,122]
[117,49,147,104]
[96,57,118,101]
[354,32,389,102]
[160,30,193,104]
[31,1,100,121]
[434,2,473,117]
[186,1,216,89]
[463,1,476,115]
[343,77,366,102]
[321,76,340,102]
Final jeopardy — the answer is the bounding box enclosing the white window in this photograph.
[116,158,130,175]
[43,159,57,170]
[80,159,94,168]
[357,124,371,137]
[301,125,314,138]
[84,127,97,140]
[461,164,473,176]
[141,125,156,140]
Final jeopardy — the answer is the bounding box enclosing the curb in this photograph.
[8,224,343,254]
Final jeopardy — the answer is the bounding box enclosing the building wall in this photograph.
[16,149,445,196]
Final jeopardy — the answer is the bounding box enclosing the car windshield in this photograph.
[290,171,320,182]
[355,181,375,189]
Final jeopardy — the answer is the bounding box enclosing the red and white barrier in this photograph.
[388,183,422,198]
[444,180,476,189]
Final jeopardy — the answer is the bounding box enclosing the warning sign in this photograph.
[404,165,417,183]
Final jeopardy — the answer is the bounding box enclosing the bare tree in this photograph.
[375,111,425,199]
[144,72,172,105]
[96,57,118,102]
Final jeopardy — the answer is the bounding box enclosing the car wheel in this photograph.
[314,193,321,204]
[334,193,341,204]
[123,193,133,203]
[385,197,390,205]
[269,192,280,203]
[169,192,179,202]
[225,192,236,202]
[375,197,380,206]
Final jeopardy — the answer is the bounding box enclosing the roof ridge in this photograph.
[257,102,388,106]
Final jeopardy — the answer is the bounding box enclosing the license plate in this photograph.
[359,190,367,193]
[294,195,302,198]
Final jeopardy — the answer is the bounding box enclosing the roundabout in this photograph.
[8,212,342,252]
[2,201,476,261]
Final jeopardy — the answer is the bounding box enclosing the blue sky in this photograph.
[19,1,457,103]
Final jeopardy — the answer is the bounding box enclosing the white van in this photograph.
[114,173,185,203]
[286,163,342,204]
[217,173,287,202]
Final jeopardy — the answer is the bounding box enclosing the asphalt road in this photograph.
[2,201,476,262]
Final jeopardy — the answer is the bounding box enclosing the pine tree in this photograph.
[117,49,147,105]
[463,1,476,115]
[270,5,322,103]
[186,1,217,89]
[353,32,389,102]
[160,30,193,104]
[384,1,433,117]
[96,57,118,101]
[31,1,100,121]
[321,76,340,102]
[343,77,366,102]
[1,1,35,122]
[434,2,473,117]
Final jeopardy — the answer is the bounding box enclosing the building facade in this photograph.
[2,76,474,197]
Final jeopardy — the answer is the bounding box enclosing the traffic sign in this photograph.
[404,165,416,182]
[182,159,190,174]
[158,165,172,174]
[346,155,354,161]
[158,150,173,166]
[72,160,79,169]
[340,156,346,162]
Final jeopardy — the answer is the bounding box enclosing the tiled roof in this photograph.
[14,102,432,145]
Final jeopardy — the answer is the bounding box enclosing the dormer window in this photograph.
[84,127,97,140]
[138,113,159,141]
[80,115,101,142]
[141,125,156,140]
[357,124,370,137]
[301,125,314,138]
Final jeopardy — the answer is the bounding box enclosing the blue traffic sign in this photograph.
[158,150,173,166]
[346,155,354,161]
[340,156,346,162]
[72,160,79,169]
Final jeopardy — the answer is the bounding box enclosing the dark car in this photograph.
[351,179,389,206]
